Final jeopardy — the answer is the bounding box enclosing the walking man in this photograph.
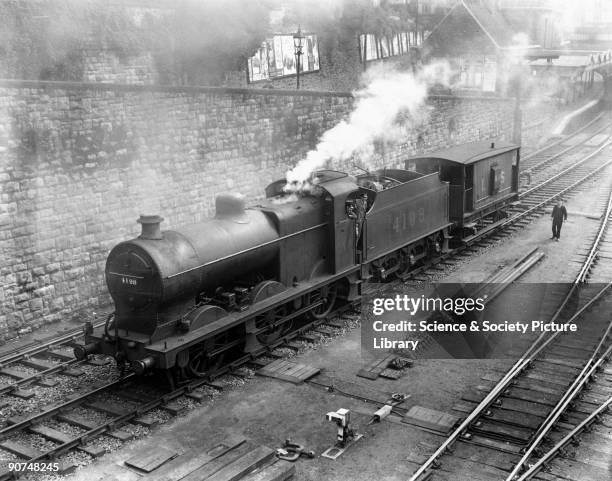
[551,199,568,241]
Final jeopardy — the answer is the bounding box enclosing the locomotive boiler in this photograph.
[75,140,520,383]
[76,171,364,382]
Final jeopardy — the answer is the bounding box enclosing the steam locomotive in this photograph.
[74,140,520,384]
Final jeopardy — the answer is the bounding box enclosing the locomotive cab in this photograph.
[264,170,366,275]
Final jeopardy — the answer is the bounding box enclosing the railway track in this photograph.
[0,318,109,403]
[0,306,360,479]
[0,255,552,476]
[0,251,549,477]
[0,317,108,367]
[1,114,610,477]
[519,112,609,180]
[519,110,604,160]
[488,134,612,235]
[501,173,612,481]
[407,173,612,481]
[513,373,612,481]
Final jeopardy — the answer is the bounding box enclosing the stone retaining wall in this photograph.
[0,80,513,339]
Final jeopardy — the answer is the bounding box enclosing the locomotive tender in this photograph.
[74,140,520,383]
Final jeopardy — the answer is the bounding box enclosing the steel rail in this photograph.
[405,141,612,282]
[506,328,612,481]
[516,389,612,480]
[576,180,612,283]
[409,155,612,480]
[519,136,612,199]
[465,150,612,253]
[0,319,106,366]
[0,374,135,439]
[503,154,612,230]
[520,112,604,165]
[0,358,84,396]
[407,280,612,481]
[520,117,611,176]
[0,301,357,480]
[532,180,612,336]
[503,183,612,479]
[10,372,227,468]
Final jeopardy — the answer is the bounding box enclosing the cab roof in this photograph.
[409,140,519,165]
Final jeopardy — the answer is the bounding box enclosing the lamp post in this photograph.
[293,25,305,89]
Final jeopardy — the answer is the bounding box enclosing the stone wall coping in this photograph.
[0,78,512,102]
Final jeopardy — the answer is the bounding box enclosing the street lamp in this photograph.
[293,25,305,89]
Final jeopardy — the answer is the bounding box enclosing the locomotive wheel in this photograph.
[188,332,231,377]
[384,253,409,280]
[376,251,411,280]
[183,306,244,378]
[255,305,293,345]
[251,281,293,345]
[187,331,244,377]
[308,283,338,319]
[393,250,412,279]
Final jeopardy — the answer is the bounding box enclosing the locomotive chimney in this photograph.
[137,215,164,240]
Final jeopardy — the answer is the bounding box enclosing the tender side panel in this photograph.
[365,173,449,260]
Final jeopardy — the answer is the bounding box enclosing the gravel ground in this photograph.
[44,420,86,438]
[69,407,110,425]
[0,375,16,385]
[0,361,120,426]
[196,385,222,397]
[4,365,40,376]
[0,450,18,463]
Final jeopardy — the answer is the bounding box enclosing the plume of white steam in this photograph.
[504,31,572,114]
[505,32,533,67]
[285,61,452,190]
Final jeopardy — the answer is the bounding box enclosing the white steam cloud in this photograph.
[285,61,452,189]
